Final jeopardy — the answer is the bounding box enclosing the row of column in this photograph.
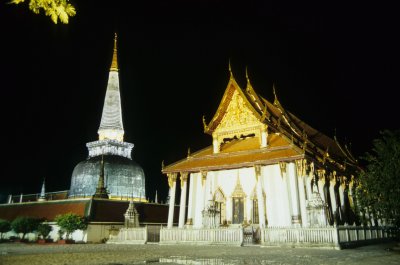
[166,161,356,228]
[295,159,357,226]
[167,167,268,229]
[167,172,188,228]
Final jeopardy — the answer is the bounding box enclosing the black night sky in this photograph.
[0,1,398,203]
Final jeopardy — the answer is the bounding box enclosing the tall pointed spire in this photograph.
[93,155,109,199]
[110,33,118,72]
[98,33,124,142]
[38,179,46,202]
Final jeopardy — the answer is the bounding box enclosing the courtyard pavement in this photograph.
[0,241,399,265]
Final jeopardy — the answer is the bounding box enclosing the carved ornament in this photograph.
[279,161,287,177]
[167,173,177,188]
[180,172,188,188]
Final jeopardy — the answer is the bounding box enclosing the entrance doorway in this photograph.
[232,197,244,224]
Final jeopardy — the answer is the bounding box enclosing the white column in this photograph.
[305,175,313,202]
[178,172,188,228]
[200,171,207,211]
[329,178,337,216]
[255,165,266,228]
[260,125,268,148]
[295,159,307,227]
[288,163,301,226]
[280,162,292,226]
[167,173,177,228]
[186,173,195,226]
[339,180,345,210]
[213,137,219,153]
[317,170,326,203]
[298,175,308,226]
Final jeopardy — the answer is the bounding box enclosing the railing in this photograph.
[337,226,396,245]
[107,227,147,244]
[160,227,244,246]
[261,226,396,249]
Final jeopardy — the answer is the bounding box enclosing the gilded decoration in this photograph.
[254,165,261,181]
[213,90,264,149]
[180,172,188,188]
[201,171,207,186]
[279,161,287,177]
[167,173,177,188]
[232,175,246,198]
[316,169,326,183]
[295,159,307,177]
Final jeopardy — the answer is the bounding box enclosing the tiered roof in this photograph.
[163,68,358,174]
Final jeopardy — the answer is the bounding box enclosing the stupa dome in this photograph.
[68,155,145,200]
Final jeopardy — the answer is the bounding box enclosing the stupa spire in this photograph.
[38,179,46,202]
[98,33,124,142]
[110,33,118,72]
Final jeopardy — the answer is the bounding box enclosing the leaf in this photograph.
[9,0,26,4]
[65,3,76,16]
[59,10,69,24]
[49,9,58,24]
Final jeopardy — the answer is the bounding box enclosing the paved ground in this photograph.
[0,242,399,265]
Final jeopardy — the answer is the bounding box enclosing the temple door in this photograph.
[232,197,244,224]
[231,176,246,224]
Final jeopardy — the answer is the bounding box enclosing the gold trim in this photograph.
[180,172,188,189]
[279,161,287,177]
[201,171,207,186]
[110,33,118,72]
[167,173,177,188]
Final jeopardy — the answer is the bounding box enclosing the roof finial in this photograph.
[245,66,252,93]
[273,83,280,106]
[110,33,118,72]
[228,59,233,79]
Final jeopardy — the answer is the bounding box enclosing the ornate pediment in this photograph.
[211,89,267,153]
[215,90,262,135]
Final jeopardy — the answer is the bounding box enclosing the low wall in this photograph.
[107,227,148,244]
[160,227,243,246]
[261,226,397,249]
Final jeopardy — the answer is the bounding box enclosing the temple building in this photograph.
[158,66,396,248]
[68,34,146,201]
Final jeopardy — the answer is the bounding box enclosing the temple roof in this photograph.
[164,68,359,174]
[163,133,303,173]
